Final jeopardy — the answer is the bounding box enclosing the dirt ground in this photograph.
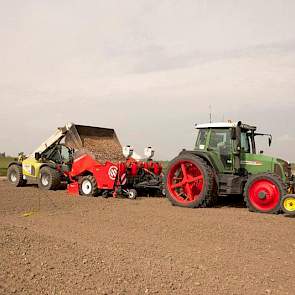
[0,179,294,295]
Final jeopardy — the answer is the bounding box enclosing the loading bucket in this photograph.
[65,124,124,163]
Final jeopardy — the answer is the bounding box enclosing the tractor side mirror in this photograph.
[35,152,41,161]
[231,128,237,140]
[268,137,272,147]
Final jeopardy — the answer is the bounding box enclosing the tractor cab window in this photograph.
[42,145,72,164]
[241,132,251,153]
[42,146,59,162]
[195,129,208,150]
[60,145,72,163]
[42,146,62,164]
[209,129,232,170]
[209,129,231,149]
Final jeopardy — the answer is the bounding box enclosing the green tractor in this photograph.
[165,121,294,214]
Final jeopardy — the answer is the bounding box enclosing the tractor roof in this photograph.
[195,122,256,131]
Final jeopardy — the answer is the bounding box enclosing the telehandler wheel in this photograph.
[79,175,99,197]
[165,154,217,208]
[38,166,61,190]
[281,194,295,216]
[7,164,26,187]
[244,173,286,214]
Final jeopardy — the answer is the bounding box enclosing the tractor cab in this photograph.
[194,121,278,176]
[36,143,74,171]
[195,123,236,171]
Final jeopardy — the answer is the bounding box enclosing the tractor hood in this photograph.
[241,153,274,175]
[241,153,291,180]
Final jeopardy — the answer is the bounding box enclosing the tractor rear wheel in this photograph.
[244,173,286,214]
[7,164,26,187]
[79,175,99,197]
[281,194,295,215]
[38,166,61,190]
[165,154,217,208]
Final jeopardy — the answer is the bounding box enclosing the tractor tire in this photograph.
[79,175,99,197]
[7,164,26,187]
[280,194,295,216]
[244,173,286,214]
[38,166,61,190]
[165,154,217,208]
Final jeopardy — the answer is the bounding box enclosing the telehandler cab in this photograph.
[165,121,294,214]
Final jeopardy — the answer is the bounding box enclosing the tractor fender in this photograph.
[8,161,22,168]
[178,150,219,189]
[179,150,217,170]
[34,163,58,178]
[40,163,67,175]
[39,163,56,170]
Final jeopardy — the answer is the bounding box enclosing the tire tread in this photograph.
[243,173,286,214]
[7,164,26,187]
[38,166,61,190]
[79,175,99,196]
[165,154,217,208]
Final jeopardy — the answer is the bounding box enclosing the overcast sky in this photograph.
[0,0,295,160]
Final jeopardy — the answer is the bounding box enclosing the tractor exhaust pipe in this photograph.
[234,121,242,172]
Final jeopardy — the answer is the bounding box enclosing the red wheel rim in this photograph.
[248,179,280,212]
[167,160,204,204]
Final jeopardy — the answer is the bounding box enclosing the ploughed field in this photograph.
[0,179,294,295]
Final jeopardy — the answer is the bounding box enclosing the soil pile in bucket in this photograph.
[82,136,125,163]
[77,125,125,163]
[65,124,125,163]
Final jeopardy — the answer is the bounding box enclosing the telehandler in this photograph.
[165,121,294,214]
[7,123,122,190]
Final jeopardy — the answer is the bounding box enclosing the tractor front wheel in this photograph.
[244,173,286,214]
[7,164,26,187]
[165,154,217,208]
[79,175,99,197]
[38,166,61,190]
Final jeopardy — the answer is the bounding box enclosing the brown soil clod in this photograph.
[82,136,125,163]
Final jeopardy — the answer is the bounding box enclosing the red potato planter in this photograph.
[67,154,163,199]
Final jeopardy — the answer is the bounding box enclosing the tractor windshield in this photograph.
[42,145,72,164]
[60,145,72,163]
[209,129,231,149]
